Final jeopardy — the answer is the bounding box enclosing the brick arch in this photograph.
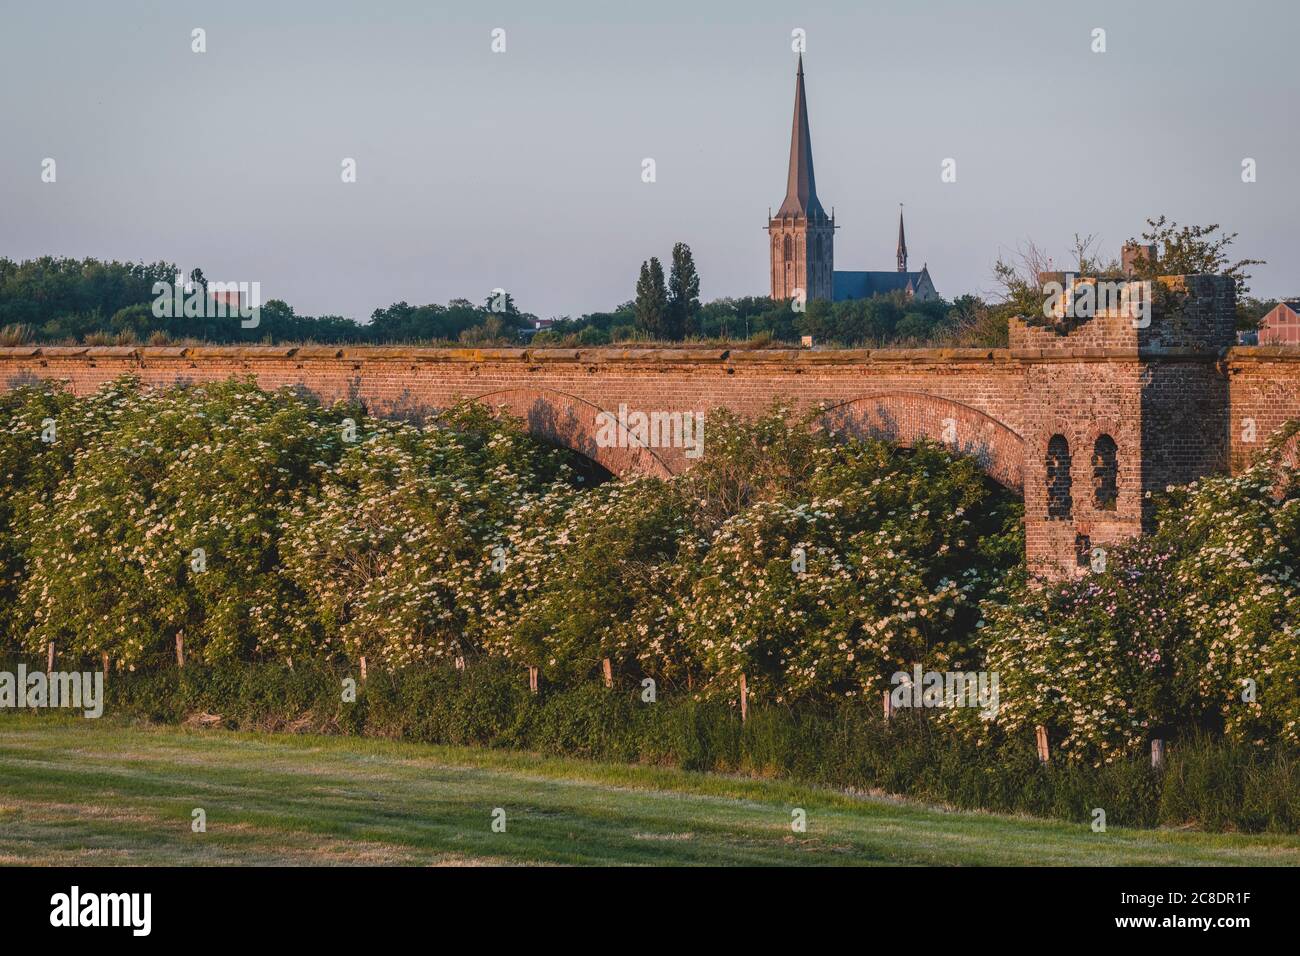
[471,387,673,478]
[820,391,1025,493]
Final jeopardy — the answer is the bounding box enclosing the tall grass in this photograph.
[39,656,1294,834]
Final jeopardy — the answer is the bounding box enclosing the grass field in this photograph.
[2,715,1298,866]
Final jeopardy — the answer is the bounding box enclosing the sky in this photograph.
[1,0,1296,322]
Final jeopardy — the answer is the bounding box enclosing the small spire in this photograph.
[896,204,908,273]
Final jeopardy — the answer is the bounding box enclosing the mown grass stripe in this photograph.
[2,716,1298,866]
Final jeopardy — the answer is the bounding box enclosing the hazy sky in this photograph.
[2,0,1296,321]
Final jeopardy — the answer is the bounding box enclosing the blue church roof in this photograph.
[832,271,925,302]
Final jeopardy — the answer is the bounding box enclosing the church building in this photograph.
[767,56,938,305]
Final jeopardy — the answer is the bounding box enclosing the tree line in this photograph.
[0,258,540,347]
[2,220,1280,349]
[0,250,979,349]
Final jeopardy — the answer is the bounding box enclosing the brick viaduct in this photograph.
[2,275,1298,577]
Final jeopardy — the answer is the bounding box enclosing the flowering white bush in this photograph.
[14,377,356,667]
[971,424,1300,763]
[0,381,82,639]
[971,542,1187,765]
[482,476,693,683]
[1168,429,1300,749]
[678,429,1021,702]
[280,403,575,668]
[5,379,1295,764]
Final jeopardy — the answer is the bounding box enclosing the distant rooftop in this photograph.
[832,270,927,302]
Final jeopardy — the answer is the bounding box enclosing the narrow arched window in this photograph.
[783,235,793,262]
[1046,434,1072,520]
[1092,435,1118,511]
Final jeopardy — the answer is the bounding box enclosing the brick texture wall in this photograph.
[4,289,1300,578]
[0,344,1026,481]
[1010,274,1263,578]
[1226,349,1300,473]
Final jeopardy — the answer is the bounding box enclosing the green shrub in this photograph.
[3,377,1299,790]
[969,427,1300,764]
[60,658,1295,832]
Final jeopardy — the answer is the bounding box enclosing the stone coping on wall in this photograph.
[0,345,1006,364]
[1225,346,1300,363]
[1,344,1297,364]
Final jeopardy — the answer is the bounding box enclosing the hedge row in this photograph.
[71,657,1300,834]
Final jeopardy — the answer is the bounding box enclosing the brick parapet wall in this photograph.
[0,344,1017,364]
[1224,348,1300,475]
[0,345,1028,480]
[4,345,1299,472]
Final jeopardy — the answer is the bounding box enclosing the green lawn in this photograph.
[1,715,1298,866]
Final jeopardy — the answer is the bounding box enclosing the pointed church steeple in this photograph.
[897,205,908,272]
[776,55,825,219]
[768,55,834,304]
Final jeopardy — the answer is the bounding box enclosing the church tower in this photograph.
[768,55,834,304]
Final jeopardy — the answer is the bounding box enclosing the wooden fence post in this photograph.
[1151,739,1165,770]
[882,690,893,721]
[175,632,185,668]
[46,641,54,673]
[101,652,109,677]
[528,666,539,694]
[602,658,613,689]
[359,655,368,682]
[739,673,748,723]
[1035,725,1050,764]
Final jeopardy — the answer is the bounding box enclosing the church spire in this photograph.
[896,204,908,272]
[776,54,825,219]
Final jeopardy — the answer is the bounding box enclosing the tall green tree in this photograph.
[634,257,668,338]
[482,290,517,316]
[666,243,701,339]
